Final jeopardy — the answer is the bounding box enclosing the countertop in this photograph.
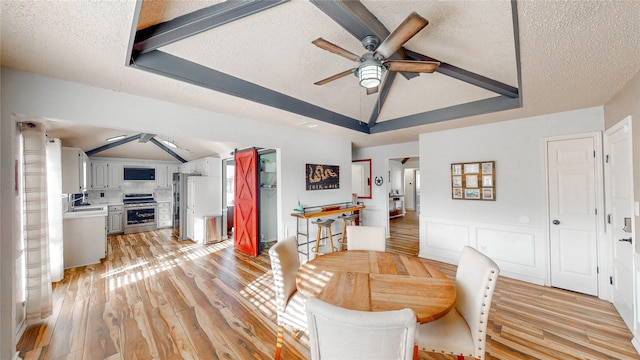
[63,205,108,219]
[291,205,365,219]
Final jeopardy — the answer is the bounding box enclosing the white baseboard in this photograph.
[631,337,640,355]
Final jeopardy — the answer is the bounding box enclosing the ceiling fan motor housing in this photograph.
[361,35,380,52]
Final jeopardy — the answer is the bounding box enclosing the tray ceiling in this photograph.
[130,0,521,134]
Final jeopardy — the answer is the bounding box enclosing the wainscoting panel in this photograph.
[420,217,547,285]
[422,220,470,256]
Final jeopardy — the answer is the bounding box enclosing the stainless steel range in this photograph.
[123,193,157,234]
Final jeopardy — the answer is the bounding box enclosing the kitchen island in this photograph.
[63,206,107,268]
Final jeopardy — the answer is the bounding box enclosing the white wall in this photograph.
[389,160,403,195]
[419,107,604,284]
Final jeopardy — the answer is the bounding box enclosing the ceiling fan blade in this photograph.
[366,86,379,95]
[312,38,361,62]
[314,68,356,85]
[385,60,439,73]
[375,12,428,59]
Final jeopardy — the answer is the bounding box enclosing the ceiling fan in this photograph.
[313,12,440,95]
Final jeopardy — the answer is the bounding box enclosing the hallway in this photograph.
[388,209,420,256]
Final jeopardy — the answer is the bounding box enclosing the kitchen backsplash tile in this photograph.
[86,180,172,204]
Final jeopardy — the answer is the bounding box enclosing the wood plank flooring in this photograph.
[17,211,639,359]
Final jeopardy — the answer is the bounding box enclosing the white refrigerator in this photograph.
[186,175,222,243]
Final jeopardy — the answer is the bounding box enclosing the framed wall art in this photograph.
[451,161,496,201]
[306,163,339,190]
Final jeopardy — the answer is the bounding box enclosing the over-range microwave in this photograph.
[123,167,155,181]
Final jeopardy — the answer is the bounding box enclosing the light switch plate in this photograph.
[635,201,640,216]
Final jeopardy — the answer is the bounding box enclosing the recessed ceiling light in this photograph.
[106,135,126,142]
[298,121,319,128]
[162,140,178,149]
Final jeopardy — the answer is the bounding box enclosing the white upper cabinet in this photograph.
[91,161,122,190]
[187,157,221,176]
[108,163,123,189]
[62,147,89,194]
[91,161,108,189]
[155,164,179,188]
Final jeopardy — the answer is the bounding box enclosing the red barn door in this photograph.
[234,149,259,256]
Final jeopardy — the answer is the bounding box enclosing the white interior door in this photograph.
[547,136,599,295]
[605,117,635,330]
[404,169,416,211]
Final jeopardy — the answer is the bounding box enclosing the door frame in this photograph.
[543,131,607,298]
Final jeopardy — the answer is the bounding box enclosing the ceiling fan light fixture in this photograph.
[358,64,383,88]
[357,53,384,89]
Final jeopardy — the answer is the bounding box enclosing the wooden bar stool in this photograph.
[338,213,358,250]
[312,218,336,255]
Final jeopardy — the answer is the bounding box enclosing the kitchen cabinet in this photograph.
[62,147,89,194]
[180,162,192,174]
[63,209,107,268]
[157,201,172,228]
[185,157,221,176]
[91,161,122,190]
[192,158,208,175]
[156,165,179,189]
[107,204,123,234]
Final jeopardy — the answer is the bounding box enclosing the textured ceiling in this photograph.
[1,0,639,161]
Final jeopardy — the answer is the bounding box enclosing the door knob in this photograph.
[552,220,560,225]
[619,238,632,244]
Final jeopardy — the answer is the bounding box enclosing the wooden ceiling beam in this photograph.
[149,138,187,163]
[85,134,142,157]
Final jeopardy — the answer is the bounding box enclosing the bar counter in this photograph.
[291,203,365,260]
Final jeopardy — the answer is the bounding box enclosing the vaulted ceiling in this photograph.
[1,1,639,161]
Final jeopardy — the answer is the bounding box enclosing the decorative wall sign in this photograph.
[306,164,339,190]
[451,161,496,201]
[374,176,384,186]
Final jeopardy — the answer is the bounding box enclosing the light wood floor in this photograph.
[17,211,640,359]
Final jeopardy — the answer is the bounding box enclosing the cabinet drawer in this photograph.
[108,204,123,212]
[158,207,170,216]
[158,202,171,209]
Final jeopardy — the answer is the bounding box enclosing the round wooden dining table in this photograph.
[295,250,456,324]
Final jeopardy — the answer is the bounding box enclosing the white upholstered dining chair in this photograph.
[268,235,307,360]
[305,296,417,360]
[415,246,500,360]
[345,225,386,251]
